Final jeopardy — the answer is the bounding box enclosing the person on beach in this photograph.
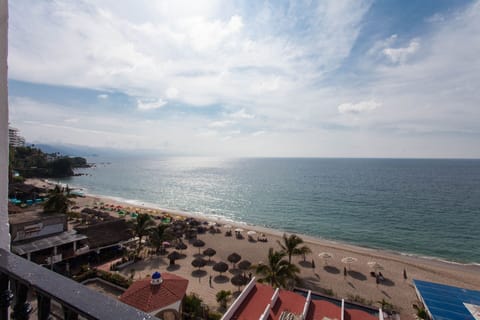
[344,267,347,277]
[403,268,408,279]
[311,259,315,269]
[209,275,212,287]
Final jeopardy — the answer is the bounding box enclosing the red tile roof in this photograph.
[119,273,188,313]
[228,282,379,320]
[270,290,306,318]
[345,308,378,320]
[231,283,273,320]
[308,300,342,320]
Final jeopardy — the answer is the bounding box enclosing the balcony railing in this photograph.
[0,248,152,320]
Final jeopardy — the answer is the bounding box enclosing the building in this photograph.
[9,209,89,264]
[120,271,189,319]
[8,126,25,147]
[74,218,133,251]
[413,279,480,320]
[222,278,382,320]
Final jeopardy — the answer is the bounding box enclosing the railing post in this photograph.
[63,306,78,320]
[37,294,51,320]
[0,274,13,320]
[11,281,31,320]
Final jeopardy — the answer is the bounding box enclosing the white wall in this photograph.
[0,0,9,250]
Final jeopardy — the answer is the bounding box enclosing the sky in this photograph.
[7,0,480,158]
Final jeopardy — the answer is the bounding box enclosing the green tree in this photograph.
[216,290,232,310]
[149,224,174,253]
[43,185,75,214]
[277,233,312,264]
[255,248,300,288]
[183,293,204,319]
[129,213,155,256]
[48,158,74,177]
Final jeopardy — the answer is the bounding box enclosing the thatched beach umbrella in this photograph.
[231,274,248,291]
[228,253,241,268]
[213,261,229,275]
[203,248,217,261]
[191,257,207,270]
[189,219,201,227]
[192,239,205,254]
[175,241,187,251]
[238,260,252,271]
[167,251,182,260]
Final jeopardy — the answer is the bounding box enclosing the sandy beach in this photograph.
[26,179,480,319]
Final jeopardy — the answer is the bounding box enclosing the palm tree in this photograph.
[149,224,174,253]
[255,248,300,288]
[43,185,75,214]
[130,213,155,256]
[277,233,311,264]
[216,290,232,310]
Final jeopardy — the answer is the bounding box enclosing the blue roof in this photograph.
[413,279,480,320]
[152,271,161,279]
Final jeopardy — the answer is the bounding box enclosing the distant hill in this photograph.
[33,143,171,159]
[34,143,123,158]
[11,146,89,179]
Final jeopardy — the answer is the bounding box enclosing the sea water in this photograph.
[58,157,480,264]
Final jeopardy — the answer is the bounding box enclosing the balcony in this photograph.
[0,248,152,320]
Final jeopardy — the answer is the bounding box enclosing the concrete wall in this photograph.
[10,214,67,242]
[0,0,9,250]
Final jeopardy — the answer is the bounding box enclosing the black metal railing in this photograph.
[0,248,151,320]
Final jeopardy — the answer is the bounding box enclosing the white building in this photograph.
[8,126,25,147]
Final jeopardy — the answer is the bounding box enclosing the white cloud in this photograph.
[8,1,480,157]
[165,87,179,99]
[383,38,420,64]
[228,108,254,119]
[338,100,381,114]
[9,0,372,109]
[208,120,235,128]
[64,118,79,123]
[97,94,109,99]
[252,130,265,136]
[136,98,167,110]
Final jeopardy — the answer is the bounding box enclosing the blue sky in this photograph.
[8,0,480,157]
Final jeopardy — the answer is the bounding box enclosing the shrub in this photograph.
[73,269,96,282]
[183,293,204,319]
[97,270,132,288]
[208,311,222,320]
[73,269,132,289]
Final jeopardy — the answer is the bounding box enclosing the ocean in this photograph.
[57,157,480,264]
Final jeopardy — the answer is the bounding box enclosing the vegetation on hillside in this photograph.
[10,145,89,179]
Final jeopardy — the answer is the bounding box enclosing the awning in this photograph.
[12,231,87,255]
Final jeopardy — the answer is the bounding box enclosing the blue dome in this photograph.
[152,271,161,279]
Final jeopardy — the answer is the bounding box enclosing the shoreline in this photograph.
[42,178,480,268]
[26,178,480,318]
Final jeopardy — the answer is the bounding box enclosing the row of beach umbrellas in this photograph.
[318,252,384,272]
[190,257,251,272]
[223,225,258,236]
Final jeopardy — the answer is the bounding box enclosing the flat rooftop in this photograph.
[12,230,87,255]
[414,279,480,320]
[9,210,64,224]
